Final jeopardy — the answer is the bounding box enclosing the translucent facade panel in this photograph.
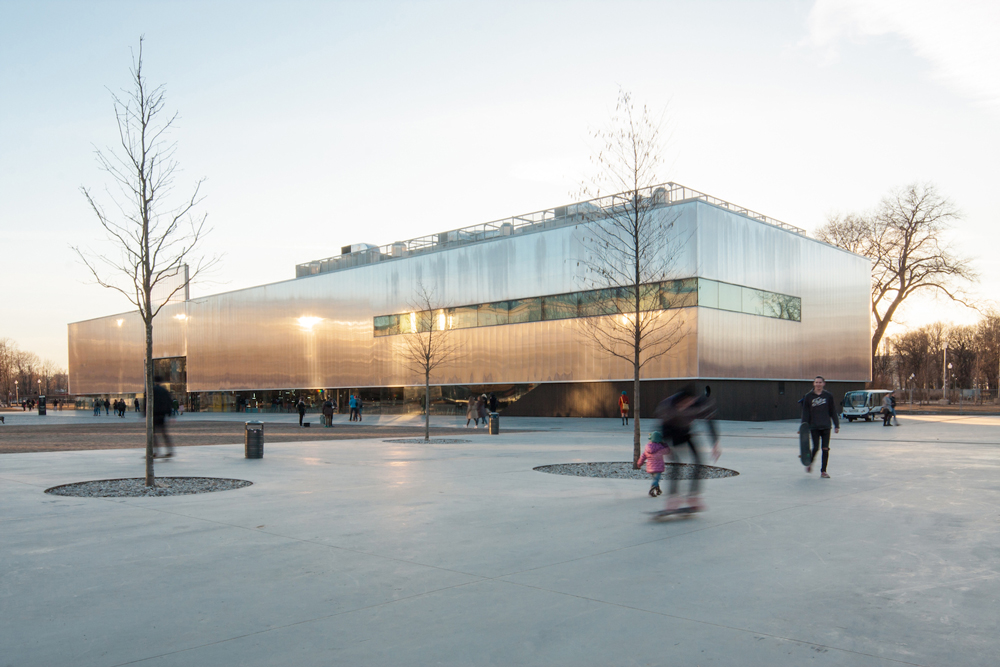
[448,305,479,330]
[478,301,509,326]
[697,279,718,309]
[508,298,541,324]
[718,282,742,312]
[542,293,579,320]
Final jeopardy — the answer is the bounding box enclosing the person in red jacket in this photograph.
[618,391,630,426]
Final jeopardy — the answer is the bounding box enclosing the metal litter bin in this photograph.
[37,396,47,416]
[245,421,264,458]
[489,412,499,435]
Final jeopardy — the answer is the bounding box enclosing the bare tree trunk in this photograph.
[144,321,154,486]
[633,364,641,467]
[424,370,430,442]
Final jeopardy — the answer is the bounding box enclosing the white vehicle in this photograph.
[841,389,892,422]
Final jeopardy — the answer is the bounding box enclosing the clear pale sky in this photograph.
[2,0,998,370]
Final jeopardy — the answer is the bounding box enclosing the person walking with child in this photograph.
[637,431,670,497]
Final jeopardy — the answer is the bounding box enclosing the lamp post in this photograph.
[947,362,953,405]
[908,373,915,404]
[14,380,18,404]
[942,343,948,404]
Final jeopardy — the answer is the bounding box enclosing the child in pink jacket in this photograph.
[637,431,671,497]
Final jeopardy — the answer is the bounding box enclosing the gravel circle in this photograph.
[382,438,473,444]
[534,462,739,480]
[45,477,253,498]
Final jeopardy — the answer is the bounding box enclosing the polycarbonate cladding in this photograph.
[68,200,871,394]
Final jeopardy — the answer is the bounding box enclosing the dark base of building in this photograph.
[74,379,864,422]
[502,379,865,422]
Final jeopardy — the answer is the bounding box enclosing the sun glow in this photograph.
[297,316,323,331]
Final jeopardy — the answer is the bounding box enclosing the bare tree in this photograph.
[578,90,686,467]
[817,183,978,361]
[397,282,462,442]
[75,37,215,485]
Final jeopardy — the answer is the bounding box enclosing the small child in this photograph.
[637,431,671,497]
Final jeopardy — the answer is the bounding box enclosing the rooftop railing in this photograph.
[295,182,806,278]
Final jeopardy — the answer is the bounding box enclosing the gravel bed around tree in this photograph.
[534,462,739,480]
[382,438,473,444]
[45,477,253,498]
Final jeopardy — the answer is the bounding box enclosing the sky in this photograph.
[2,0,998,370]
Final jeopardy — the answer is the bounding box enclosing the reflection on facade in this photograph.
[68,183,871,420]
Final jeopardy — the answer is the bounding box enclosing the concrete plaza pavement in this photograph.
[2,414,998,666]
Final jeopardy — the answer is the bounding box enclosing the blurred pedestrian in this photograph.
[297,397,307,426]
[655,385,720,513]
[152,377,174,458]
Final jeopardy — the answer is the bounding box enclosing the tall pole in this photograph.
[942,342,948,404]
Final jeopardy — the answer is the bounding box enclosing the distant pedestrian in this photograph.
[356,396,363,422]
[134,398,140,413]
[104,398,110,416]
[619,391,630,426]
[801,376,840,478]
[488,393,498,413]
[477,395,489,424]
[637,431,670,497]
[889,392,899,426]
[297,398,307,426]
[322,398,335,427]
[466,396,479,428]
[93,399,101,416]
[881,392,893,426]
[349,394,359,421]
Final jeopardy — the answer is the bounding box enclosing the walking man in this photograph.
[801,376,840,478]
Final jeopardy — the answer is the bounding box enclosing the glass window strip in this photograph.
[373,278,799,335]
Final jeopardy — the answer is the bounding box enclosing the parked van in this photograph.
[841,389,892,422]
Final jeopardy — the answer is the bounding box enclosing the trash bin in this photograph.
[488,412,499,435]
[245,421,264,458]
[37,396,47,416]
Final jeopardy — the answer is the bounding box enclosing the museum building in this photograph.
[68,183,871,420]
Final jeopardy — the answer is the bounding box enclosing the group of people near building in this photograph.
[465,393,498,428]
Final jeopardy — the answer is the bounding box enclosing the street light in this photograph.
[14,380,18,404]
[942,342,948,404]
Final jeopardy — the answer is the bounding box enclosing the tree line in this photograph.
[876,313,1000,403]
[0,338,69,406]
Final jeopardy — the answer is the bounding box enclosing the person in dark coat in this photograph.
[152,377,174,458]
[800,376,840,478]
[297,398,307,426]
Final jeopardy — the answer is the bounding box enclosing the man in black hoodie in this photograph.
[801,376,840,478]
